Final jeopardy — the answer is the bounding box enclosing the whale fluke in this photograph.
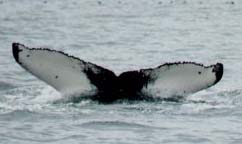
[140,62,223,98]
[12,43,223,102]
[12,43,117,98]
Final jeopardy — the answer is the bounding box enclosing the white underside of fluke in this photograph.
[142,63,217,98]
[16,44,97,96]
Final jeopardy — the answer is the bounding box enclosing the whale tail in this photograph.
[12,43,223,102]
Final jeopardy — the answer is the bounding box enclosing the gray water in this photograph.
[1,0,242,143]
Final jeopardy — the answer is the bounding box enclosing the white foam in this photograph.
[31,86,62,103]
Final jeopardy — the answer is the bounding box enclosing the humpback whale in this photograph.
[12,43,223,102]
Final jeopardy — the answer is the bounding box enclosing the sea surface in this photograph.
[1,0,242,143]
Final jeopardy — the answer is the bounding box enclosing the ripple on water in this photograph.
[80,120,167,131]
[0,81,17,91]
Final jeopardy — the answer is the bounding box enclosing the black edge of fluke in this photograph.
[213,63,223,85]
[12,42,22,63]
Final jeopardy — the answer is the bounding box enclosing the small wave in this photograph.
[165,88,242,115]
[0,133,86,143]
[188,88,242,107]
[0,81,17,91]
[80,120,165,130]
[0,109,37,120]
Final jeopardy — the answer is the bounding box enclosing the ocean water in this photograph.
[1,0,242,143]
